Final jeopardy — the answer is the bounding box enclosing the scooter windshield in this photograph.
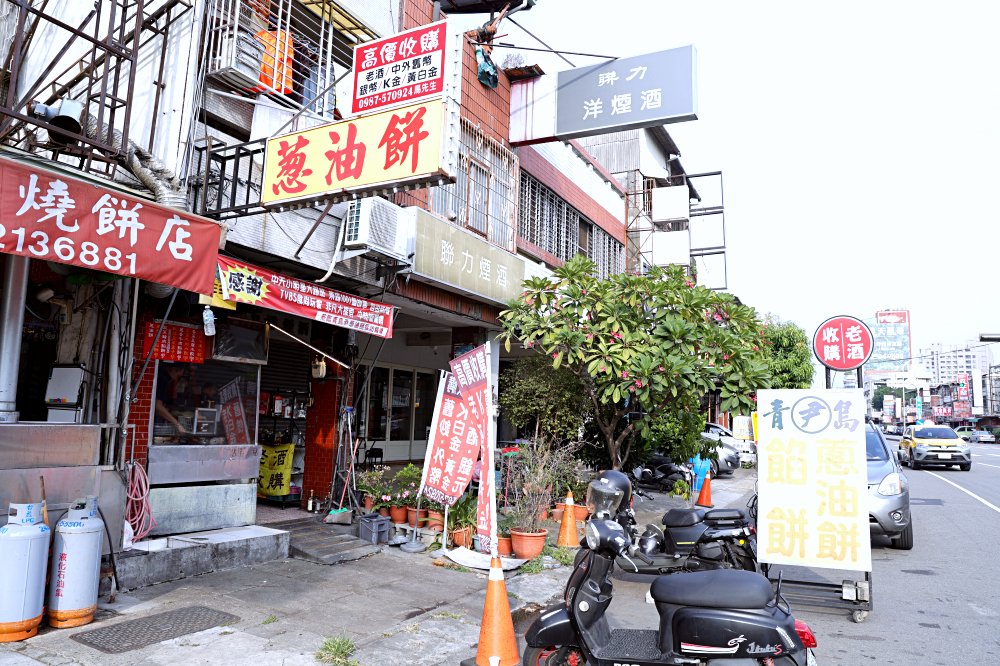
[586,483,624,518]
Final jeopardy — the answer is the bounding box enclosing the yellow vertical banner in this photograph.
[756,389,872,572]
[258,443,295,497]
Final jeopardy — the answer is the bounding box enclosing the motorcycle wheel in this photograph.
[522,645,585,666]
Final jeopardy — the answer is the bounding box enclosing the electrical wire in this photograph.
[124,461,156,541]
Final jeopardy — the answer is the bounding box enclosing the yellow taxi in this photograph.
[899,424,972,471]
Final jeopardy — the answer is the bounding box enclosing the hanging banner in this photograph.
[0,155,220,294]
[142,321,209,364]
[757,389,872,572]
[449,343,496,556]
[258,443,295,497]
[219,378,251,446]
[419,371,481,506]
[217,256,394,339]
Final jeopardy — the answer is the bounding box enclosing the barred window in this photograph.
[430,120,517,251]
[518,172,624,278]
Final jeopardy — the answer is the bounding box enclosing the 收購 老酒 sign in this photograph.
[262,99,446,208]
[757,389,872,572]
[555,45,697,139]
[352,20,447,115]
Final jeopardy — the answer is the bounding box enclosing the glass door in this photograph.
[387,369,413,461]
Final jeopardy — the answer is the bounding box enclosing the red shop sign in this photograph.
[420,371,481,507]
[217,256,395,339]
[351,20,447,115]
[0,156,220,294]
[812,315,874,371]
[142,320,208,364]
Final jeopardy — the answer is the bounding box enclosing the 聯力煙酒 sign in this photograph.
[352,20,447,115]
[0,156,220,294]
[262,99,445,207]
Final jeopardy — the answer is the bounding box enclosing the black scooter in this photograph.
[523,519,819,666]
[631,462,693,493]
[614,499,757,575]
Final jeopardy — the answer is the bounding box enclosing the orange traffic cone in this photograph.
[695,469,714,508]
[472,557,519,666]
[557,490,580,548]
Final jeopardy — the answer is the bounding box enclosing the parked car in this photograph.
[700,434,741,476]
[866,423,913,549]
[703,423,757,465]
[954,425,975,441]
[970,430,996,444]
[899,425,972,471]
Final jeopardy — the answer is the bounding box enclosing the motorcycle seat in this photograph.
[662,508,706,527]
[704,508,748,525]
[650,570,773,609]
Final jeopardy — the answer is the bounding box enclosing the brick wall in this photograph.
[303,376,341,507]
[126,317,155,467]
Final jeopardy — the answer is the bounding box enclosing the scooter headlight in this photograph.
[585,519,629,555]
[585,521,601,550]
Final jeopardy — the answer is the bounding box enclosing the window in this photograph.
[430,120,517,251]
[413,372,437,442]
[390,370,413,441]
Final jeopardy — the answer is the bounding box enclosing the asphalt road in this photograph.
[796,437,1000,665]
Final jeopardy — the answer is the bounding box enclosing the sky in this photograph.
[453,0,1000,361]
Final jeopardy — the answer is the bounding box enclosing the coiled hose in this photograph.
[125,461,156,541]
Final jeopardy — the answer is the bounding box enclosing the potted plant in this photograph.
[447,492,478,548]
[497,512,515,557]
[555,467,593,521]
[390,463,424,526]
[355,465,389,512]
[422,497,445,531]
[507,439,582,559]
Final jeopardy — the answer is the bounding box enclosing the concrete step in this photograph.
[266,517,382,565]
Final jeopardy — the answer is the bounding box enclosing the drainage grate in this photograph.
[70,606,240,654]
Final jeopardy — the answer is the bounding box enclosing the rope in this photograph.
[124,461,156,541]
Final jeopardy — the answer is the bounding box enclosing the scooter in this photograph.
[630,461,693,493]
[523,518,819,665]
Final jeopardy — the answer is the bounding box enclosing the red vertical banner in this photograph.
[449,344,496,556]
[419,371,481,505]
[219,378,250,445]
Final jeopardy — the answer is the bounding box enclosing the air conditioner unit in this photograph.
[651,186,690,231]
[343,197,414,265]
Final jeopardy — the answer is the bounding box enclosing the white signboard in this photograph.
[757,389,872,572]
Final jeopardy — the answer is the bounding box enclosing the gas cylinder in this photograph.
[48,497,104,629]
[0,502,51,642]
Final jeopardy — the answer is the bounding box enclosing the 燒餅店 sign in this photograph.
[217,257,395,339]
[756,389,872,572]
[262,99,447,208]
[0,155,220,294]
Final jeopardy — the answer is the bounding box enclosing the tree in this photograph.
[872,386,905,412]
[760,319,815,389]
[499,256,770,469]
[498,355,591,443]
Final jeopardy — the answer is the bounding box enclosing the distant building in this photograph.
[918,342,993,385]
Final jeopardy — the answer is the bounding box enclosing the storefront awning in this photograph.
[0,156,221,294]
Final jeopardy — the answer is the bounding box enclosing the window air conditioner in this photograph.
[343,197,414,265]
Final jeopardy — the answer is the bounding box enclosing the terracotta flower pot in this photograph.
[378,507,390,517]
[551,508,564,523]
[510,528,548,560]
[537,507,549,522]
[556,503,590,521]
[389,505,407,524]
[407,506,428,528]
[425,510,445,532]
[450,526,473,548]
[363,495,375,511]
[497,536,513,557]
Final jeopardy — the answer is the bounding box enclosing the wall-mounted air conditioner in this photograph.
[343,197,414,265]
[651,186,691,231]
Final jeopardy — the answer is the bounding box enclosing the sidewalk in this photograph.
[0,468,757,666]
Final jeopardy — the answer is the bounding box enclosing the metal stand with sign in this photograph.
[759,341,876,622]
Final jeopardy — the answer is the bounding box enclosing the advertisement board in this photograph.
[812,315,874,371]
[261,99,446,208]
[757,389,872,572]
[0,156,220,294]
[868,310,911,374]
[351,20,447,115]
[419,371,482,506]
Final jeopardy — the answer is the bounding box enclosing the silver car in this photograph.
[867,424,913,549]
[970,430,996,444]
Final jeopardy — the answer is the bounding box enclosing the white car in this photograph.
[970,430,996,444]
[703,424,757,465]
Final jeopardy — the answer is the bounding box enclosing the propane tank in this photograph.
[0,502,51,642]
[48,497,104,629]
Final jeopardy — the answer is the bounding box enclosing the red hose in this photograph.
[125,462,156,541]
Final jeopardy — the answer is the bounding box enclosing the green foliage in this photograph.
[760,319,815,389]
[355,464,390,498]
[671,479,690,499]
[499,355,592,443]
[315,636,359,666]
[993,428,1000,440]
[390,463,423,504]
[447,492,478,532]
[506,439,582,533]
[872,386,906,412]
[543,545,577,566]
[642,408,707,466]
[499,255,771,469]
